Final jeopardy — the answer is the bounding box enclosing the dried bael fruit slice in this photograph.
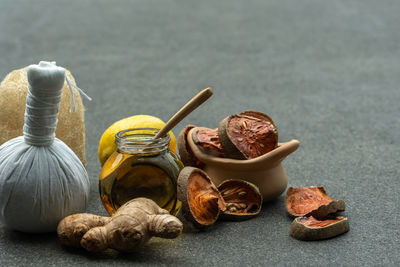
[290,216,349,241]
[218,180,262,221]
[191,127,225,157]
[306,199,345,220]
[239,110,278,129]
[177,125,204,168]
[218,112,278,160]
[177,167,226,229]
[286,186,345,219]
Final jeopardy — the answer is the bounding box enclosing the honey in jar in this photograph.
[99,128,183,216]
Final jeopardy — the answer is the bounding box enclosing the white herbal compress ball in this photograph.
[0,61,90,233]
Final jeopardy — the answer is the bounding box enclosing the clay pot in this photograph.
[187,128,299,201]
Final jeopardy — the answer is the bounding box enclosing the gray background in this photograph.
[0,0,399,266]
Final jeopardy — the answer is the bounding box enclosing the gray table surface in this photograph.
[1,0,399,266]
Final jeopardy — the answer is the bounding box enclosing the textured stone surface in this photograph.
[0,0,399,265]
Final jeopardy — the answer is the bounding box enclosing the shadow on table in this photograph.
[0,225,183,264]
[0,196,289,264]
[260,195,292,219]
[1,228,57,245]
[54,240,185,264]
[58,240,187,264]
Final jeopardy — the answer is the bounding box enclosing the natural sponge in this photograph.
[0,66,86,165]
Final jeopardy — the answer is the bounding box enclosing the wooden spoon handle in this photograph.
[154,87,213,139]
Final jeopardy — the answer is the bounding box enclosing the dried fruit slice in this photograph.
[218,112,278,160]
[306,199,345,220]
[286,186,345,218]
[218,180,262,221]
[177,167,226,229]
[290,216,349,241]
[239,110,277,130]
[191,127,225,157]
[177,125,204,168]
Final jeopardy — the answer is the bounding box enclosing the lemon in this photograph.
[98,115,177,166]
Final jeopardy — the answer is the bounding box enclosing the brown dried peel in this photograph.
[177,167,225,229]
[290,216,349,241]
[306,200,345,220]
[177,125,204,169]
[191,127,225,157]
[218,112,278,160]
[218,179,262,221]
[286,186,349,241]
[177,167,262,228]
[286,186,345,219]
[238,110,278,127]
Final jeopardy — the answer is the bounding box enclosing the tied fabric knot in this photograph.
[23,61,92,146]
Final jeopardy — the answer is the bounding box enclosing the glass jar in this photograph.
[99,128,183,216]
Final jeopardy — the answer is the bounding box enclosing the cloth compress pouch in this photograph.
[0,61,90,233]
[0,65,86,165]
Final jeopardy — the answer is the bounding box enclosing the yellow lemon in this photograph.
[98,115,177,166]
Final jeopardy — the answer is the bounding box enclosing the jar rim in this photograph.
[115,128,170,153]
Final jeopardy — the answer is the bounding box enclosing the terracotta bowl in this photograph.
[187,128,300,201]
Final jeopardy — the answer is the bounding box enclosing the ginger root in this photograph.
[57,198,183,253]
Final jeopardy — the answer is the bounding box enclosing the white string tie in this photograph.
[65,76,92,112]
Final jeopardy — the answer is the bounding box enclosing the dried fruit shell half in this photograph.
[177,125,204,168]
[177,167,226,229]
[290,216,349,241]
[218,112,278,160]
[218,179,262,221]
[286,186,345,218]
[191,127,225,157]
